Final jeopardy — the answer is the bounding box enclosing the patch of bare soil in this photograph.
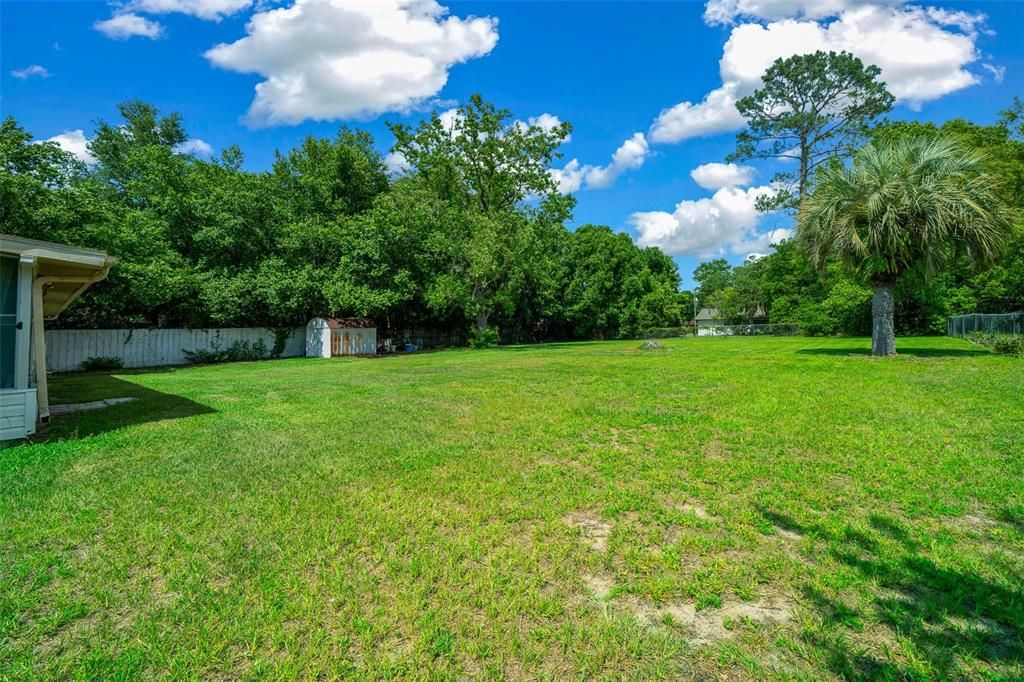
[581,568,794,646]
[679,502,711,520]
[564,511,612,553]
[956,512,999,533]
[776,527,802,542]
[627,595,793,645]
[35,610,101,658]
[151,572,180,606]
[582,573,615,600]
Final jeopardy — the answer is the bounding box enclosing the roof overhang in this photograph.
[1,234,117,319]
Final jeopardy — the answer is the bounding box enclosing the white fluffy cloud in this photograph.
[94,13,165,39]
[703,0,895,25]
[629,184,788,257]
[648,83,745,143]
[983,63,1005,84]
[45,130,96,165]
[651,3,985,143]
[127,0,252,20]
[552,132,649,193]
[690,162,755,190]
[205,0,499,126]
[10,64,50,79]
[517,113,570,141]
[175,138,214,156]
[384,150,411,177]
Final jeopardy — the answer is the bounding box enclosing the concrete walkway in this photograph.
[49,397,137,417]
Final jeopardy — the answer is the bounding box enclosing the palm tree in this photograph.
[799,137,1013,355]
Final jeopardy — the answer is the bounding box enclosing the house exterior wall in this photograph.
[1,256,37,440]
[0,388,36,440]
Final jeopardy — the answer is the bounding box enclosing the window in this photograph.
[0,255,18,389]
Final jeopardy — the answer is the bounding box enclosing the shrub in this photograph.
[468,327,500,349]
[270,328,291,359]
[183,339,270,365]
[81,356,124,372]
[964,332,1023,357]
[992,335,1024,357]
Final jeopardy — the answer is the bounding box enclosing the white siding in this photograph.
[0,388,36,440]
[44,328,306,372]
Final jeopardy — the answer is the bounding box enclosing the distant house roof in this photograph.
[695,306,768,323]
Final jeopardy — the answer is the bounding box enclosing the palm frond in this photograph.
[798,136,1014,281]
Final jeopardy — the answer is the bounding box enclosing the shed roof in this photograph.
[316,317,375,329]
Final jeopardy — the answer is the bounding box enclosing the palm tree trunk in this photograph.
[871,282,896,356]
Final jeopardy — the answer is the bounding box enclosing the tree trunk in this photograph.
[871,283,896,356]
[475,309,489,335]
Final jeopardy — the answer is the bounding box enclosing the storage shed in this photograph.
[306,318,377,357]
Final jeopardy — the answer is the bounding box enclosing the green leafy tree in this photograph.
[272,128,388,219]
[0,117,90,239]
[800,137,1014,355]
[90,100,187,197]
[998,96,1024,140]
[388,94,572,339]
[692,259,733,309]
[730,51,894,210]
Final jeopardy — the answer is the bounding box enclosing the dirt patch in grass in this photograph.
[678,502,711,520]
[580,566,794,646]
[955,511,1000,533]
[564,511,612,553]
[34,610,102,659]
[582,573,615,600]
[623,593,794,645]
[151,571,180,606]
[776,527,803,542]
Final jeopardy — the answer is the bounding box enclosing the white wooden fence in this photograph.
[44,327,306,372]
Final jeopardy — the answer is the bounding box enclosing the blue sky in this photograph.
[3,0,1022,288]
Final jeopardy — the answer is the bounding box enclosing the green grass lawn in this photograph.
[2,336,1022,679]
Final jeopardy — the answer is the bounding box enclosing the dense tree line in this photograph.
[696,107,1024,336]
[1,97,684,343]
[2,88,1021,344]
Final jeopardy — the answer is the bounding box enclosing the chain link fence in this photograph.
[641,327,693,339]
[642,324,800,338]
[697,323,799,337]
[947,312,1023,339]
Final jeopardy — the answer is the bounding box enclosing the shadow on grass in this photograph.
[35,371,215,441]
[796,347,992,358]
[758,506,1023,679]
